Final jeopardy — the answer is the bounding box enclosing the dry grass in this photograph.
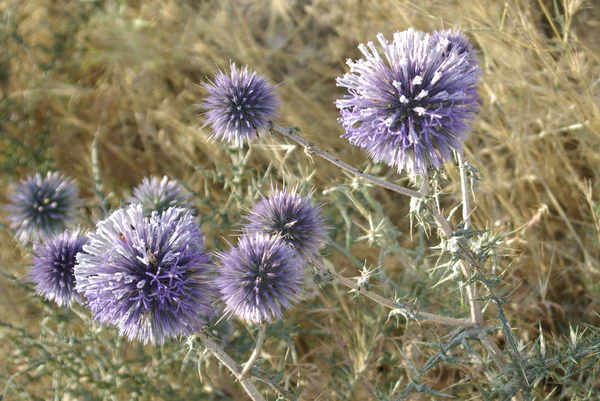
[1,0,600,399]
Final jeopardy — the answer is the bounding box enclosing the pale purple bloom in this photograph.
[128,176,194,216]
[245,187,327,266]
[30,229,87,307]
[216,233,303,324]
[202,63,279,147]
[432,30,478,67]
[5,172,81,244]
[336,29,480,175]
[75,205,215,345]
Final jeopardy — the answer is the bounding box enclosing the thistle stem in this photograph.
[334,275,475,327]
[457,153,471,231]
[457,153,482,326]
[239,324,267,380]
[270,124,422,198]
[198,331,266,401]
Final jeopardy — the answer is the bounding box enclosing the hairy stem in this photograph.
[198,331,295,400]
[239,324,267,380]
[198,331,266,401]
[270,124,422,198]
[334,275,475,327]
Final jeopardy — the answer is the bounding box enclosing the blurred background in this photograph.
[1,0,599,399]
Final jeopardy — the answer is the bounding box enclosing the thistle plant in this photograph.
[4,22,599,401]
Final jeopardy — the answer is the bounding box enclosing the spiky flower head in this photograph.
[202,62,279,147]
[335,28,480,175]
[5,172,81,245]
[244,187,327,266]
[30,229,87,307]
[216,233,303,324]
[432,30,478,68]
[128,176,195,217]
[75,205,215,345]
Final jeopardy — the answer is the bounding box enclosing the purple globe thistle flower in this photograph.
[244,187,327,266]
[30,229,87,307]
[202,62,279,147]
[432,29,478,68]
[128,176,195,217]
[335,29,481,175]
[216,233,303,324]
[5,172,81,245]
[75,205,215,345]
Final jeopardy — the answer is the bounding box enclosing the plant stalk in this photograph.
[334,275,475,327]
[239,324,267,380]
[198,331,266,401]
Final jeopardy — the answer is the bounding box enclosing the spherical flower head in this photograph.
[335,29,481,175]
[5,172,81,245]
[75,205,215,345]
[202,62,279,147]
[216,233,303,324]
[244,187,327,266]
[432,29,478,68]
[30,229,87,308]
[128,176,195,217]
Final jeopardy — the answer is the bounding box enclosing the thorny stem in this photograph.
[198,331,266,401]
[334,275,475,327]
[270,124,422,198]
[457,153,482,326]
[272,124,532,398]
[456,242,532,397]
[239,324,267,380]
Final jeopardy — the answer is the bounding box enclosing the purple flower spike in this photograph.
[217,233,303,324]
[30,229,87,308]
[6,172,81,245]
[245,187,327,266]
[128,176,194,217]
[335,29,481,175]
[75,205,215,345]
[202,62,279,147]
